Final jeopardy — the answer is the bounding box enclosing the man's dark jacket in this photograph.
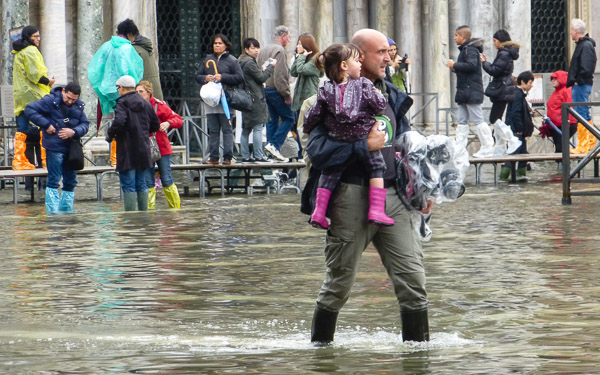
[567,34,597,87]
[25,86,89,153]
[107,91,160,172]
[453,38,484,105]
[301,81,413,214]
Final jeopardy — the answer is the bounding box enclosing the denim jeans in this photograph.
[46,150,77,191]
[119,168,148,193]
[240,124,265,159]
[571,84,593,121]
[265,88,295,150]
[207,113,234,161]
[16,113,40,135]
[145,154,174,188]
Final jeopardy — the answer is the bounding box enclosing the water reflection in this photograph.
[1,165,600,373]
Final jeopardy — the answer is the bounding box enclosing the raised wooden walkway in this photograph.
[0,161,306,204]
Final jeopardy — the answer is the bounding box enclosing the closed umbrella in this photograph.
[206,60,232,126]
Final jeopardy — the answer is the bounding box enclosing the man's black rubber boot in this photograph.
[311,306,338,346]
[401,308,430,342]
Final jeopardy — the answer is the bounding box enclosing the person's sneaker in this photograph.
[241,158,255,163]
[265,143,288,162]
[255,157,270,163]
[222,159,235,165]
[205,158,219,165]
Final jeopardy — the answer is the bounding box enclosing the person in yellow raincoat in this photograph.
[87,30,143,167]
[12,25,55,170]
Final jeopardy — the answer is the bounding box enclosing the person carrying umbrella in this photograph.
[196,34,244,165]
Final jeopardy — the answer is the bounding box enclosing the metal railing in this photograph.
[561,101,600,204]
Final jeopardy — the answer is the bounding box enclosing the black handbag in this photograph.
[59,105,85,170]
[68,138,85,170]
[484,79,505,98]
[225,83,253,112]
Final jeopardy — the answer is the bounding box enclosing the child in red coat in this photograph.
[546,70,577,153]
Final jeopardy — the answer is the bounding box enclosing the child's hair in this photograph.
[315,43,361,84]
[517,70,534,85]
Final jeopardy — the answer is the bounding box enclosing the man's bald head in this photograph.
[351,29,390,82]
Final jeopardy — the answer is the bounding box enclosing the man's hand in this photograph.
[159,121,170,132]
[46,124,56,134]
[285,97,292,105]
[447,60,455,70]
[205,75,215,82]
[58,128,75,140]
[367,122,385,151]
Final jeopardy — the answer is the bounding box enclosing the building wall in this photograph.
[1,0,597,126]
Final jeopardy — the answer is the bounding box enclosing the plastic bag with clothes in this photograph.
[394,131,469,241]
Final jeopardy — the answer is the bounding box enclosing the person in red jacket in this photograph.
[546,70,577,154]
[136,80,183,208]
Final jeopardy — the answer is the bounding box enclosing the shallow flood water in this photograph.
[1,162,600,374]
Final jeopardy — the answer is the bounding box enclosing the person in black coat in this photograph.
[481,29,520,124]
[107,75,160,211]
[447,25,493,158]
[196,34,244,165]
[567,18,597,154]
[501,71,535,181]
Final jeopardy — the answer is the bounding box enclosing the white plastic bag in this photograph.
[200,81,222,107]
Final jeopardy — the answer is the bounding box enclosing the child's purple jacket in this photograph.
[303,76,387,142]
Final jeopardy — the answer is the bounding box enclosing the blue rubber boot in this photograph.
[59,191,75,213]
[45,188,60,214]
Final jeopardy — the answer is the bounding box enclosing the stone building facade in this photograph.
[1,0,598,127]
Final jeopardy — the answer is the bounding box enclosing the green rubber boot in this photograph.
[123,192,138,211]
[137,191,149,211]
[499,166,511,181]
[517,167,528,182]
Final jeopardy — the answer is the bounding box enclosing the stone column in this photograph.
[422,0,451,126]
[112,0,141,31]
[373,0,394,38]
[447,0,468,122]
[77,0,104,123]
[299,0,317,38]
[395,0,422,122]
[282,0,299,46]
[316,0,334,49]
[259,0,281,45]
[332,0,347,44]
[503,0,530,76]
[241,0,261,42]
[40,0,68,86]
[1,0,29,85]
[346,0,368,40]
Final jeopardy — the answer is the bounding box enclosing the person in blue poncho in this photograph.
[88,25,143,166]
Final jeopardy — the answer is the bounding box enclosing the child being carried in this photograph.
[303,43,392,229]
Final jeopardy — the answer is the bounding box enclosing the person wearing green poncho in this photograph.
[88,33,143,116]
